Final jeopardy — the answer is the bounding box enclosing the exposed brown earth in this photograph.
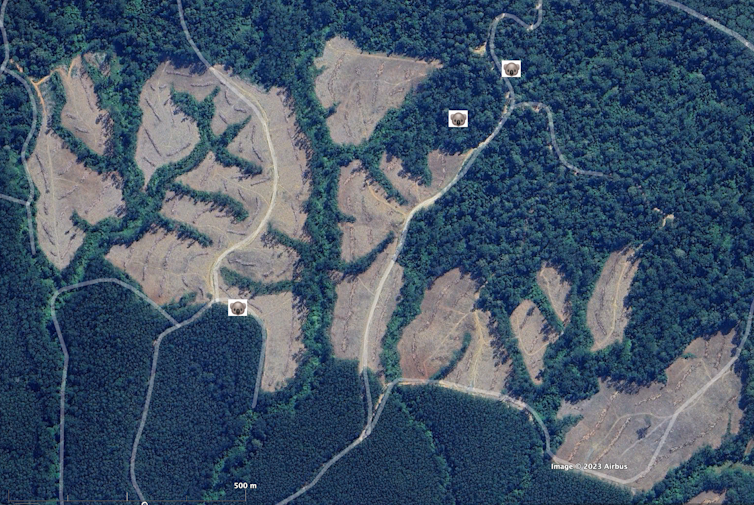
[557,330,743,490]
[331,148,472,378]
[686,491,726,505]
[509,300,559,384]
[332,246,403,376]
[29,81,123,269]
[134,62,216,185]
[106,228,210,303]
[110,64,310,305]
[380,150,467,208]
[472,43,486,55]
[211,86,255,137]
[338,160,404,262]
[223,76,310,240]
[223,238,298,286]
[588,248,641,351]
[398,269,479,380]
[218,74,310,297]
[107,152,269,304]
[314,36,439,144]
[59,55,111,155]
[536,263,572,324]
[446,310,511,391]
[249,292,305,392]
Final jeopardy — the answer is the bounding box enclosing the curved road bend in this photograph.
[177,0,281,304]
[281,293,754,504]
[130,300,212,501]
[359,0,599,428]
[282,0,754,500]
[0,0,39,254]
[50,278,181,504]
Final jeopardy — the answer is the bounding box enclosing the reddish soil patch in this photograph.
[536,263,572,324]
[249,292,305,392]
[398,269,479,379]
[314,37,439,144]
[446,310,510,391]
[59,55,110,155]
[509,300,559,384]
[588,248,641,351]
[557,330,743,490]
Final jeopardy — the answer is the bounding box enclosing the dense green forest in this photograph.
[404,387,633,505]
[210,360,365,503]
[300,385,632,504]
[377,0,754,406]
[298,393,452,505]
[0,73,59,501]
[2,0,754,502]
[135,304,262,500]
[54,259,170,499]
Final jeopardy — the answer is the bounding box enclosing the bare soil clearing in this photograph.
[338,160,403,262]
[381,150,467,208]
[223,75,310,239]
[557,330,742,490]
[107,152,268,304]
[332,246,403,376]
[472,43,487,55]
[446,310,511,391]
[59,55,111,155]
[219,73,310,295]
[106,228,210,304]
[111,65,309,305]
[248,292,305,392]
[314,37,439,144]
[223,239,298,285]
[135,62,215,185]
[398,269,479,380]
[686,491,726,505]
[588,248,641,351]
[536,263,572,324]
[509,300,559,384]
[30,82,123,269]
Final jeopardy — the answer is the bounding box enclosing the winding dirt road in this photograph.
[0,0,38,255]
[279,0,754,501]
[176,0,281,304]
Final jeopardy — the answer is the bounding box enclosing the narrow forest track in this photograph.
[0,0,751,502]
[0,0,38,255]
[129,298,212,501]
[176,0,272,416]
[176,0,281,304]
[278,0,754,500]
[49,277,198,505]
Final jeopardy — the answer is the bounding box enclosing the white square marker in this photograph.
[501,60,522,77]
[448,110,469,128]
[228,299,248,316]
